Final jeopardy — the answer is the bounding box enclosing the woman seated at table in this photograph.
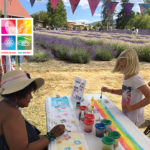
[0,70,65,150]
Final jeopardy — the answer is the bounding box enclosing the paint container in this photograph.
[101,136,115,150]
[108,131,120,148]
[83,119,94,133]
[95,123,106,138]
[101,119,112,132]
[79,106,87,121]
[76,102,81,109]
[85,113,95,121]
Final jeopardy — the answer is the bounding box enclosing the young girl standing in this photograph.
[101,49,150,127]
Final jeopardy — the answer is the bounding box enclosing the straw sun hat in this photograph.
[0,70,44,95]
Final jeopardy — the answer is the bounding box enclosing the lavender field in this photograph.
[33,29,150,63]
[35,29,150,47]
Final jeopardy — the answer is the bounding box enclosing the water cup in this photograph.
[101,119,112,132]
[108,131,121,147]
[101,136,115,150]
[83,119,94,133]
[85,113,95,121]
[79,106,87,121]
[95,123,106,138]
[76,102,81,109]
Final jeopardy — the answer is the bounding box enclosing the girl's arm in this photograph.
[124,85,150,112]
[101,86,122,95]
[3,109,49,150]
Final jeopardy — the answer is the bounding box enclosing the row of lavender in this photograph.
[30,33,150,63]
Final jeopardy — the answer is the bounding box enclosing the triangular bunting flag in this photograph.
[50,0,60,12]
[106,2,118,15]
[88,0,100,16]
[139,3,150,17]
[122,3,134,18]
[30,0,35,7]
[69,0,80,14]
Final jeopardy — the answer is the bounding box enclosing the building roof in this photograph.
[0,0,31,18]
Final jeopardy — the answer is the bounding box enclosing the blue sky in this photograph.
[19,0,144,24]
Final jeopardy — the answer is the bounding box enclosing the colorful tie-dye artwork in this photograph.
[55,133,87,150]
[0,18,33,55]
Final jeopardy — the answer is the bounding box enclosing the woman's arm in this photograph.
[124,85,150,112]
[101,86,122,95]
[3,109,49,150]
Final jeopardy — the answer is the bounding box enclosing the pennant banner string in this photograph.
[29,0,150,17]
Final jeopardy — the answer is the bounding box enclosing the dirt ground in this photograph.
[21,59,150,135]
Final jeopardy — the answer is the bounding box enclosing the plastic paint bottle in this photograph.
[101,136,115,150]
[108,131,121,148]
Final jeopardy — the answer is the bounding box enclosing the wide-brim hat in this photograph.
[0,70,44,95]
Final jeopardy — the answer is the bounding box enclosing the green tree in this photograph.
[47,0,67,28]
[32,11,51,28]
[126,13,142,29]
[93,22,103,30]
[101,0,115,30]
[144,0,150,3]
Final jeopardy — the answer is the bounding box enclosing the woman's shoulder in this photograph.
[0,101,22,122]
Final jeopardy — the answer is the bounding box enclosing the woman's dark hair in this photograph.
[4,82,37,100]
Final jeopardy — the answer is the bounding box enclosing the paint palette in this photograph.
[0,18,33,55]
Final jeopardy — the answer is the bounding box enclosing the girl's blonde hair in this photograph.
[113,49,139,76]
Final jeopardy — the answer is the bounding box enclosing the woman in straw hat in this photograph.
[0,70,65,150]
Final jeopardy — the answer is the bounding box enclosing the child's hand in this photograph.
[122,104,133,112]
[101,86,110,92]
[148,82,150,86]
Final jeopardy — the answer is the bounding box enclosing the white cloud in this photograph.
[94,13,102,17]
[78,0,89,9]
[63,0,70,7]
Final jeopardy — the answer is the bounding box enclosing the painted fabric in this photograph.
[122,74,145,126]
[30,0,35,7]
[139,3,150,17]
[69,0,80,14]
[106,2,118,15]
[50,0,60,12]
[122,3,134,18]
[88,0,100,16]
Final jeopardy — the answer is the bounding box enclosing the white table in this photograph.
[45,94,150,150]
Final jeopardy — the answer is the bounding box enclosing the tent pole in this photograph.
[3,0,11,73]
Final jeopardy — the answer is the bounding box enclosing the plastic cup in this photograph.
[83,119,94,133]
[95,123,106,138]
[79,106,87,121]
[85,113,95,121]
[76,102,80,109]
[79,106,87,111]
[101,136,115,150]
[101,119,112,131]
[108,131,121,147]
